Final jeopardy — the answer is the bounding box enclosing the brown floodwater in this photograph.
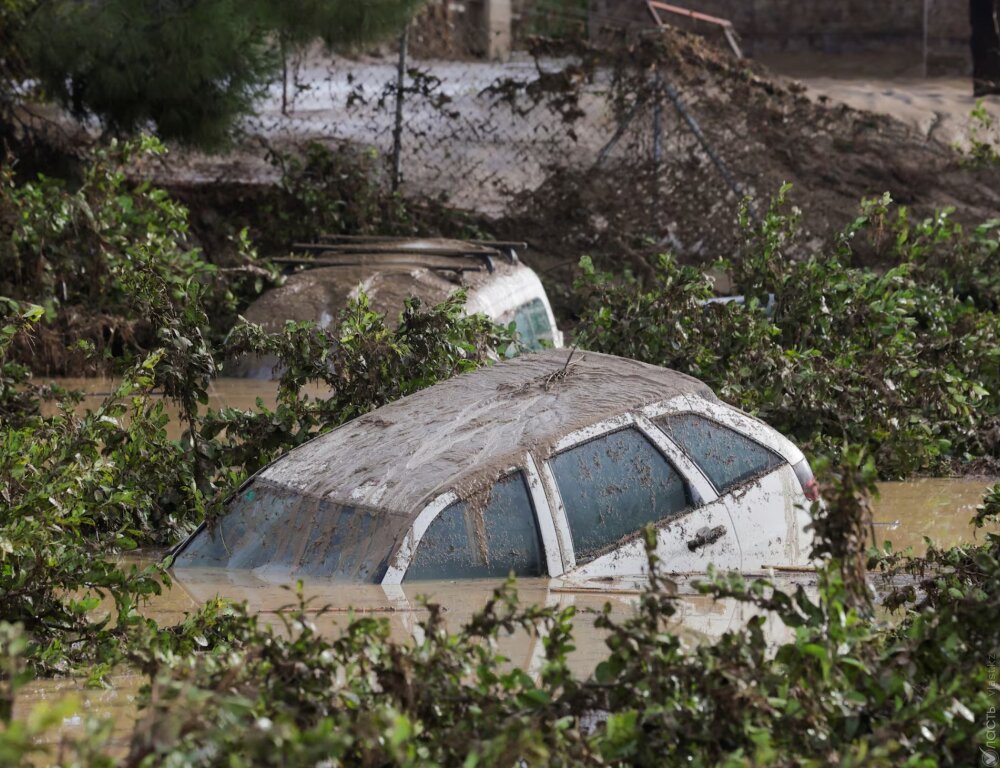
[16,573,793,758]
[17,476,996,757]
[870,477,996,554]
[17,378,998,756]
[37,377,329,440]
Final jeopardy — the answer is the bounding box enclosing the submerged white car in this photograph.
[173,350,818,582]
[230,237,563,378]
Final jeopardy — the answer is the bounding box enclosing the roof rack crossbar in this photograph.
[294,242,490,257]
[292,241,504,272]
[313,235,523,263]
[274,253,493,273]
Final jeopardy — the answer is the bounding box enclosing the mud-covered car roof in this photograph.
[240,238,527,332]
[261,349,717,516]
[174,350,719,579]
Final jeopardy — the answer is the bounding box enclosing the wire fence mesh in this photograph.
[228,6,741,219]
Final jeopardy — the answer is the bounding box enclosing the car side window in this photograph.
[507,298,554,351]
[405,472,545,581]
[656,413,783,494]
[548,427,691,564]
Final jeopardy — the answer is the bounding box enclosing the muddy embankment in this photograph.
[150,32,1000,325]
[488,42,1000,309]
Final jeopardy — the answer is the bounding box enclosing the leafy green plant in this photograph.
[7,0,421,148]
[203,290,517,482]
[0,138,274,373]
[257,141,414,248]
[0,307,172,674]
[0,622,116,767]
[575,188,1000,476]
[957,98,1000,169]
[4,458,989,767]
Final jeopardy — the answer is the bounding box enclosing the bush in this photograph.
[0,304,171,675]
[7,470,996,767]
[258,141,413,248]
[209,290,517,481]
[574,188,1000,477]
[0,282,514,684]
[0,137,272,373]
[2,285,515,543]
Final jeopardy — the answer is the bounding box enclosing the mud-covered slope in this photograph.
[492,31,1000,290]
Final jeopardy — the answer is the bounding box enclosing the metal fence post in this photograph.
[659,75,755,221]
[652,68,664,170]
[922,0,929,78]
[391,23,409,192]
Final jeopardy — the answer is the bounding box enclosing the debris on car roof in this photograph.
[275,237,524,274]
[252,349,715,517]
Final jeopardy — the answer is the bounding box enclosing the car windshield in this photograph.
[172,479,402,582]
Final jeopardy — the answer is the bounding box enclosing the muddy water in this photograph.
[37,377,327,440]
[19,477,996,756]
[18,379,998,753]
[871,477,996,554]
[16,575,783,757]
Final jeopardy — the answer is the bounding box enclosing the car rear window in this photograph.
[548,427,690,564]
[505,298,554,351]
[655,413,783,494]
[172,479,397,582]
[405,472,544,581]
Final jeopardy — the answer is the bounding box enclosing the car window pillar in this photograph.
[537,457,577,571]
[633,414,718,506]
[524,453,565,577]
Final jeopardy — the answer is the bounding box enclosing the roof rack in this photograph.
[282,237,527,275]
[274,252,494,273]
[315,236,525,261]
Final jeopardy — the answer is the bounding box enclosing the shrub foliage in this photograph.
[574,186,1000,476]
[0,153,998,765]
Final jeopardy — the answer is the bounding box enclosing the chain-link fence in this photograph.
[147,1,999,279]
[237,25,744,220]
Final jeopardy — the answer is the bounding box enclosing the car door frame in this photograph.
[381,459,563,585]
[639,395,805,466]
[641,396,812,572]
[533,410,737,577]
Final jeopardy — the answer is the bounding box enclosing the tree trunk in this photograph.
[971,0,1000,95]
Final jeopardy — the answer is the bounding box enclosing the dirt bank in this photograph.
[14,30,998,332]
[485,34,1000,317]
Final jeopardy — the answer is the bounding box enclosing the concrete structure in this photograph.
[484,0,515,59]
[589,0,972,75]
[409,0,514,60]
